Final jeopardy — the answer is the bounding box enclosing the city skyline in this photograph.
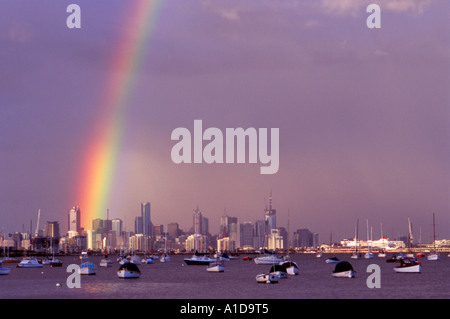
[0,0,448,243]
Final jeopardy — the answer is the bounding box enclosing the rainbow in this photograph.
[76,0,163,229]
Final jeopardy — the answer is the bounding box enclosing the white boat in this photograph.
[79,262,97,275]
[377,251,386,258]
[142,256,154,264]
[207,261,224,272]
[16,257,43,268]
[279,258,299,275]
[316,252,322,258]
[269,264,288,279]
[160,253,170,263]
[365,220,374,259]
[184,252,216,265]
[394,257,421,273]
[427,253,440,261]
[332,261,355,278]
[79,251,89,261]
[351,220,362,260]
[160,227,170,263]
[256,273,279,284]
[427,213,440,261]
[117,262,141,278]
[325,257,339,263]
[254,253,283,265]
[99,256,113,267]
[364,252,374,259]
[214,252,230,261]
[128,255,141,265]
[0,263,10,275]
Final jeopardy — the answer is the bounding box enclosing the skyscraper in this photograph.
[264,191,276,232]
[141,202,152,237]
[68,206,81,234]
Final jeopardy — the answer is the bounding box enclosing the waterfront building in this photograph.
[239,221,254,248]
[267,229,283,250]
[141,202,153,237]
[68,206,81,234]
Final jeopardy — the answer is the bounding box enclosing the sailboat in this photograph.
[364,220,374,259]
[160,226,170,263]
[427,213,440,261]
[351,219,362,260]
[406,218,415,258]
[0,262,10,275]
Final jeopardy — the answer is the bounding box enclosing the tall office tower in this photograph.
[68,206,81,234]
[264,191,276,233]
[135,216,143,234]
[45,221,60,239]
[193,205,202,234]
[141,202,152,237]
[112,218,123,235]
[239,221,254,248]
[253,220,266,249]
[167,222,180,239]
[219,215,238,238]
[92,218,104,234]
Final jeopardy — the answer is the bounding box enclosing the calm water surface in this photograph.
[0,254,448,299]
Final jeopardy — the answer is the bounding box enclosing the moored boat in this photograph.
[79,261,97,275]
[141,256,154,264]
[100,256,113,267]
[332,261,355,278]
[0,263,10,275]
[50,258,63,267]
[184,251,216,265]
[279,261,299,275]
[325,257,339,264]
[0,257,20,263]
[207,261,224,272]
[160,253,170,263]
[117,262,141,278]
[269,264,288,279]
[16,257,43,268]
[393,257,421,273]
[256,273,279,284]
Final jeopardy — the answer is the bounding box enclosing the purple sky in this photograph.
[0,0,449,243]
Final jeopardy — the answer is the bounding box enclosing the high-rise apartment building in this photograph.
[68,206,81,234]
[141,202,152,237]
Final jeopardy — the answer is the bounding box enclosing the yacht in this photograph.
[16,257,43,268]
[184,252,216,265]
[325,256,339,263]
[394,257,421,273]
[256,273,279,284]
[79,261,97,275]
[160,253,170,263]
[332,261,355,278]
[279,256,299,275]
[99,256,113,267]
[207,261,224,273]
[141,256,154,264]
[364,220,374,259]
[254,250,283,265]
[50,258,63,267]
[427,213,440,261]
[79,251,89,261]
[269,264,288,279]
[0,263,10,275]
[117,262,141,278]
[351,220,362,260]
